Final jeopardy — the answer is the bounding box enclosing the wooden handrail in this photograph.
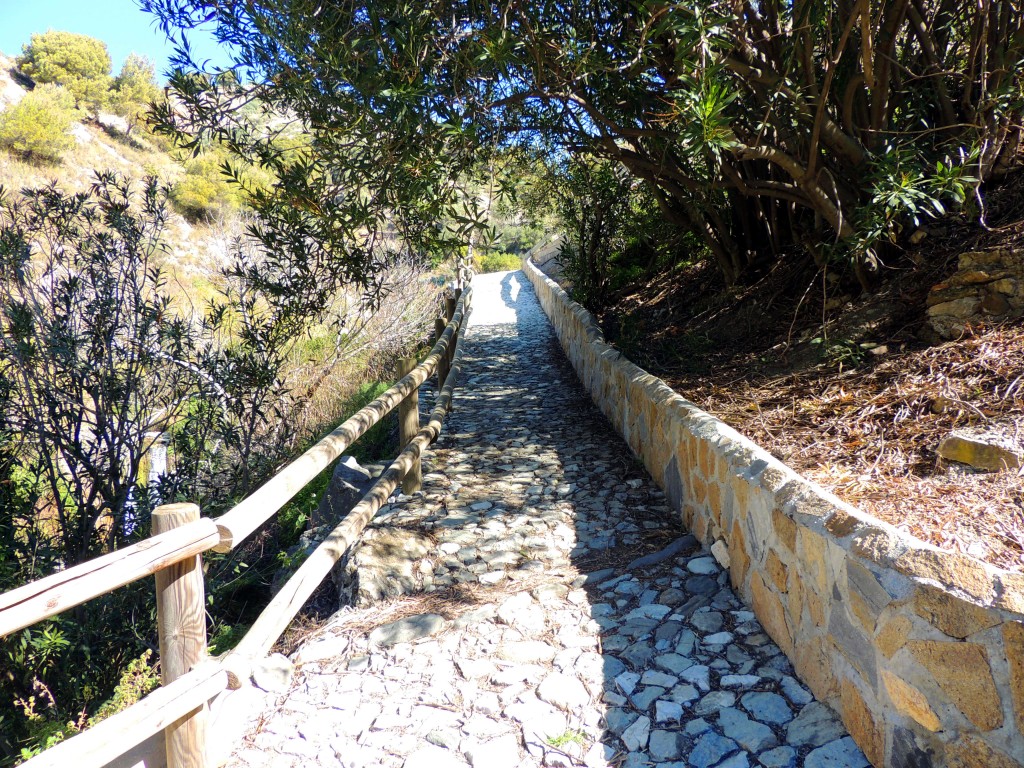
[229,325,468,660]
[0,283,473,768]
[0,519,221,637]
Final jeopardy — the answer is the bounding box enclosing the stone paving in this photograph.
[226,271,866,768]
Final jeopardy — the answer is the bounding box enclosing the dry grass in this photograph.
[280,259,442,453]
[672,325,1024,572]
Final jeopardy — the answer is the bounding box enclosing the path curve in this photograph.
[227,270,865,768]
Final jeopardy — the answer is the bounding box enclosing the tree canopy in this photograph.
[143,1,1024,291]
[17,30,113,113]
[144,0,488,313]
[111,53,161,133]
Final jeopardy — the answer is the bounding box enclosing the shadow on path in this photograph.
[225,269,863,768]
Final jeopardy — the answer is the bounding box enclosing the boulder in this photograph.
[334,526,435,605]
[312,455,376,529]
[938,426,1023,471]
[272,456,382,592]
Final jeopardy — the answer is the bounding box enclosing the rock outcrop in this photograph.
[938,425,1024,471]
[928,248,1023,338]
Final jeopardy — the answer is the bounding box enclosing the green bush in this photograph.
[473,250,521,273]
[14,649,159,762]
[0,84,76,164]
[170,152,245,221]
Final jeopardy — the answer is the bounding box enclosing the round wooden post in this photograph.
[451,290,463,367]
[444,296,457,367]
[153,503,209,768]
[435,317,449,389]
[398,357,421,494]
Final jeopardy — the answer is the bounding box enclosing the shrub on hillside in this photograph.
[170,152,244,221]
[0,84,76,164]
[473,250,521,273]
[17,31,112,114]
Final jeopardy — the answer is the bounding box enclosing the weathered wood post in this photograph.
[452,288,463,366]
[435,317,449,389]
[397,356,421,494]
[445,295,457,368]
[153,503,209,768]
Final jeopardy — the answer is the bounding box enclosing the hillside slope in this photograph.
[0,51,232,308]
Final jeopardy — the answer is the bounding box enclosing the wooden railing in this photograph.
[0,286,473,768]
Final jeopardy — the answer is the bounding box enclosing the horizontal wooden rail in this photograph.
[213,288,471,551]
[20,664,229,768]
[0,519,221,637]
[0,282,474,768]
[229,317,469,660]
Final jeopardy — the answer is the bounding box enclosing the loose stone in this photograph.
[688,732,738,768]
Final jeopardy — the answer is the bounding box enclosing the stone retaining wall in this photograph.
[522,258,1024,767]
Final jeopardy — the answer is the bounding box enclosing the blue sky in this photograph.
[0,0,230,80]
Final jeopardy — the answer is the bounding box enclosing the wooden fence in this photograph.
[0,286,473,768]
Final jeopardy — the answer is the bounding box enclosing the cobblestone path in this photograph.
[227,271,865,768]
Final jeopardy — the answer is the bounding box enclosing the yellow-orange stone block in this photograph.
[731,474,750,515]
[804,577,826,628]
[825,509,862,539]
[913,584,1001,639]
[788,569,805,632]
[797,528,829,594]
[895,549,992,604]
[848,588,876,634]
[766,549,788,592]
[908,641,1003,731]
[707,482,722,524]
[881,669,941,731]
[875,615,911,658]
[772,508,798,553]
[795,634,838,701]
[841,677,884,767]
[729,520,750,590]
[945,735,1024,768]
[996,572,1024,614]
[692,475,707,506]
[751,572,794,656]
[692,513,708,542]
[789,568,825,628]
[1005,621,1024,734]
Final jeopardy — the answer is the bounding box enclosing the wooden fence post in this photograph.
[445,295,457,368]
[397,357,421,494]
[153,503,209,768]
[435,317,449,389]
